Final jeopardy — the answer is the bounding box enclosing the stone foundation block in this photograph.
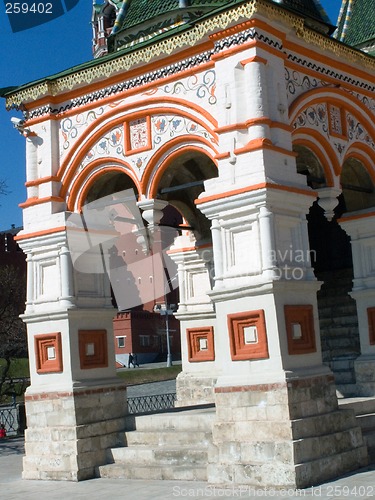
[175,373,217,406]
[208,373,368,489]
[22,382,127,481]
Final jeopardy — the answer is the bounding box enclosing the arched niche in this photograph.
[294,144,327,189]
[341,157,375,212]
[84,171,139,205]
[155,150,218,243]
[294,144,359,393]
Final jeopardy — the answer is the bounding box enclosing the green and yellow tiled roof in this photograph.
[335,0,375,50]
[111,0,331,33]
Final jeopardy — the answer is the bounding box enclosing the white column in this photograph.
[25,252,34,313]
[339,211,375,395]
[25,136,39,199]
[59,244,75,308]
[258,206,277,279]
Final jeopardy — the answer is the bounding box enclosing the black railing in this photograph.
[0,403,26,436]
[127,392,177,414]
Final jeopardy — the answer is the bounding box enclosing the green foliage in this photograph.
[0,265,28,402]
[0,358,29,378]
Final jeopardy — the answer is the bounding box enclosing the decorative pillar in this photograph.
[17,225,127,481]
[317,187,342,221]
[196,185,367,488]
[168,232,217,406]
[25,135,39,199]
[339,210,375,396]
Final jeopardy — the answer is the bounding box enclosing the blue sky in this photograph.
[0,0,343,231]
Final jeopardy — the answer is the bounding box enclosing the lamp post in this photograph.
[154,303,176,367]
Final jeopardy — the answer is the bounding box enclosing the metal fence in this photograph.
[0,393,176,433]
[127,392,177,414]
[0,403,26,436]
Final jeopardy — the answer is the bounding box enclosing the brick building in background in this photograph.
[0,225,26,270]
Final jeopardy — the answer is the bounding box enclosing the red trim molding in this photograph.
[228,310,269,361]
[78,330,108,369]
[35,332,63,374]
[187,326,215,362]
[284,305,316,355]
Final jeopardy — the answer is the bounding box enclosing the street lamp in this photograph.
[154,303,177,367]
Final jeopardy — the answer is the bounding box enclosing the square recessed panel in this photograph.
[368,307,375,345]
[187,326,215,362]
[124,116,152,154]
[284,305,316,355]
[78,330,108,369]
[227,310,269,361]
[35,333,63,374]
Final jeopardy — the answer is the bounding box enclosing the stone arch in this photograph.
[290,87,375,395]
[151,147,217,242]
[58,98,218,201]
[340,146,375,213]
[293,143,329,188]
[67,160,141,212]
[290,88,375,182]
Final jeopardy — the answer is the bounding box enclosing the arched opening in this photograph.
[294,145,359,394]
[155,150,218,244]
[295,144,327,189]
[341,157,375,212]
[84,171,138,204]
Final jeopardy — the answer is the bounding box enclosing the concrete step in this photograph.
[125,407,215,432]
[363,430,375,449]
[339,397,375,416]
[357,414,375,432]
[336,384,358,398]
[294,426,364,463]
[97,407,215,482]
[109,445,208,465]
[292,408,358,440]
[363,432,375,464]
[125,429,212,446]
[295,445,368,487]
[338,397,375,464]
[98,462,207,481]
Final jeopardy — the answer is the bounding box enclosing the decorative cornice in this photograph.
[286,54,375,93]
[5,0,375,113]
[6,0,258,110]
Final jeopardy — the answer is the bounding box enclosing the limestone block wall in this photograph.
[23,383,127,481]
[208,373,367,488]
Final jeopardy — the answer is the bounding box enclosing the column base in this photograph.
[208,372,367,489]
[354,355,375,396]
[175,372,217,407]
[22,381,127,481]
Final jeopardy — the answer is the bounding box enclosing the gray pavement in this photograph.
[1,437,375,499]
[1,370,375,498]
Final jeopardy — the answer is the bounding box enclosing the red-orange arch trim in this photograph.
[292,129,338,184]
[342,142,375,184]
[289,88,375,143]
[59,99,218,198]
[144,139,218,199]
[67,159,141,212]
[57,101,217,198]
